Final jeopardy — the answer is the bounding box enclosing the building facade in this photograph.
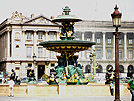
[0,12,134,79]
[0,12,61,80]
[74,20,134,78]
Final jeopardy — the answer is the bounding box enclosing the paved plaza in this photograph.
[0,96,131,101]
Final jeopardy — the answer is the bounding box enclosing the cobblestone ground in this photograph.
[0,96,131,101]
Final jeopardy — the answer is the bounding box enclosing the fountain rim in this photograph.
[39,40,95,46]
[39,40,96,53]
[52,15,82,22]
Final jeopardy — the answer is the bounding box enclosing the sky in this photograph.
[0,0,134,23]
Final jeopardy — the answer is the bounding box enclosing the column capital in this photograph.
[34,30,38,32]
[102,32,107,34]
[45,61,50,66]
[124,32,127,34]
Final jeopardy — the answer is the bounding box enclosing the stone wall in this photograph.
[0,83,131,96]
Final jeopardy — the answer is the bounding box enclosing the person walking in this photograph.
[8,78,15,97]
[109,81,114,96]
[128,75,134,101]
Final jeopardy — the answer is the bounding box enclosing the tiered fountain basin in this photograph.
[39,40,95,53]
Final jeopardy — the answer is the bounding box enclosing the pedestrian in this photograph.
[10,69,16,81]
[109,81,114,96]
[128,74,134,101]
[8,78,15,97]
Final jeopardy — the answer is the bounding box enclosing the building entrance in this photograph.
[38,65,45,79]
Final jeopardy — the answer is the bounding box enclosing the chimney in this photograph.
[31,14,34,18]
[50,16,54,20]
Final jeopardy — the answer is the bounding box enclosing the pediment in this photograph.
[24,15,58,25]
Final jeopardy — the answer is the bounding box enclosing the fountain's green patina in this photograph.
[39,6,95,85]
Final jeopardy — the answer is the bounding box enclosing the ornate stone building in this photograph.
[0,12,134,79]
[74,20,134,78]
[0,12,61,79]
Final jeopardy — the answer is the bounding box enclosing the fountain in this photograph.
[39,6,95,85]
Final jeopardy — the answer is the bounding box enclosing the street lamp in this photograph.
[33,53,37,80]
[92,49,97,77]
[111,5,122,101]
[90,53,93,75]
[33,53,37,67]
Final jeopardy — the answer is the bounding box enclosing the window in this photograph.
[51,63,55,67]
[119,38,122,44]
[96,65,103,73]
[87,37,90,41]
[107,37,112,44]
[49,32,54,40]
[26,32,32,40]
[119,50,122,59]
[129,50,133,59]
[96,49,102,59]
[76,38,80,40]
[38,47,43,57]
[119,65,124,73]
[26,47,32,57]
[86,49,90,59]
[97,37,101,44]
[49,51,54,59]
[107,50,112,59]
[85,65,91,73]
[38,32,43,40]
[28,64,32,67]
[129,38,133,45]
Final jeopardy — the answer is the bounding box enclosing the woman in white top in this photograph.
[8,78,15,97]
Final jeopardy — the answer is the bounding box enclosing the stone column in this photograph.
[34,62,38,80]
[33,31,37,80]
[21,31,25,58]
[57,31,60,40]
[3,33,6,58]
[102,32,106,60]
[11,30,15,57]
[45,31,49,59]
[7,31,10,57]
[124,33,127,61]
[81,32,85,59]
[33,31,37,55]
[92,32,95,50]
[113,35,115,60]
[45,62,50,76]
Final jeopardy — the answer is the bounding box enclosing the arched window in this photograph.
[119,65,124,73]
[106,65,113,72]
[16,45,19,48]
[96,65,103,73]
[85,65,91,73]
[128,65,134,73]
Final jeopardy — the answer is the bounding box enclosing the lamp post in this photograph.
[33,53,37,80]
[92,49,97,77]
[90,53,93,75]
[111,5,122,101]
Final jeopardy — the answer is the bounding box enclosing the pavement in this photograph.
[0,96,131,101]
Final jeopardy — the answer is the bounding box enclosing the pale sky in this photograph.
[0,0,134,23]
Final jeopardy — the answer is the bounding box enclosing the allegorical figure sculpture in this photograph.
[105,67,115,84]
